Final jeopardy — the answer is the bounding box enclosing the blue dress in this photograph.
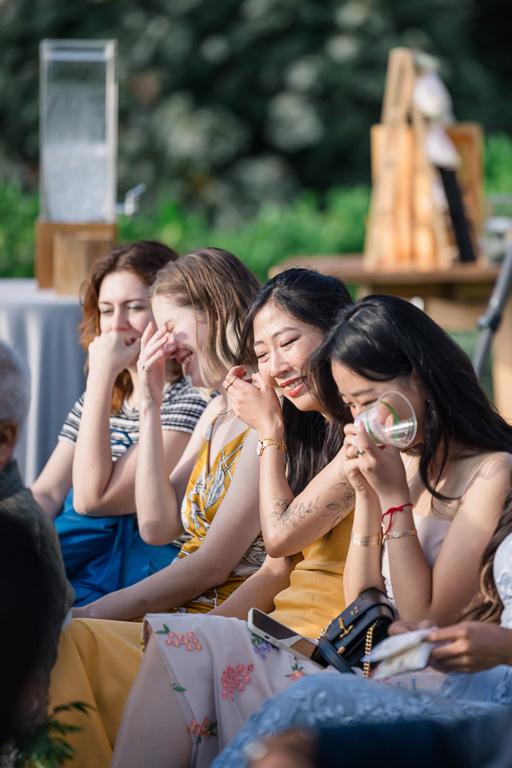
[212,533,512,768]
[55,379,206,605]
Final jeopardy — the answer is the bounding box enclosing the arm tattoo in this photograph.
[327,479,356,530]
[271,494,319,530]
[270,478,355,532]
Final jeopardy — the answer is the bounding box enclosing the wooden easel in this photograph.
[364,48,480,271]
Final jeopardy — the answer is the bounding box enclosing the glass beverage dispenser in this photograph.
[39,39,118,223]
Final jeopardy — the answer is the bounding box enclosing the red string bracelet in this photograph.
[381,503,413,536]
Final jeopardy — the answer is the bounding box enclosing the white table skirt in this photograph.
[0,279,86,485]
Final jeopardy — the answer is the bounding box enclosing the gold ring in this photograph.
[357,449,365,456]
[225,378,236,391]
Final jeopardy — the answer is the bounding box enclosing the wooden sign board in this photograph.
[369,122,483,269]
[363,47,483,272]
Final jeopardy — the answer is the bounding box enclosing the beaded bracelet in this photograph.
[383,529,418,542]
[381,503,413,535]
[350,530,382,548]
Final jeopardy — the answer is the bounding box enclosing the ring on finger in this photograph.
[356,449,365,456]
[225,378,237,391]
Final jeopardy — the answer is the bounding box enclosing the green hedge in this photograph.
[1,133,511,282]
[0,183,370,282]
[0,183,39,278]
[118,185,370,282]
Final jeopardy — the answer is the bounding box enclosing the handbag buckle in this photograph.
[337,617,353,639]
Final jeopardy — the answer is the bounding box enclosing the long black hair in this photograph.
[238,267,353,495]
[311,294,512,500]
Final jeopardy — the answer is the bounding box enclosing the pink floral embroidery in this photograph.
[165,631,202,651]
[221,663,255,701]
[285,662,305,681]
[188,716,218,744]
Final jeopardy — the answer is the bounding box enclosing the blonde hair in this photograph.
[152,248,260,387]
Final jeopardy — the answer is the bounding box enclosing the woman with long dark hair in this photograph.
[115,291,512,768]
[324,294,512,624]
[235,267,346,502]
[207,294,512,768]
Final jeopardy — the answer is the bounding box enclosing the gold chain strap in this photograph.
[363,619,379,678]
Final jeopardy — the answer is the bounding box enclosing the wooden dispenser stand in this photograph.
[35,220,117,295]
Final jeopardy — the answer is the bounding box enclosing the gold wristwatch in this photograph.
[256,438,286,457]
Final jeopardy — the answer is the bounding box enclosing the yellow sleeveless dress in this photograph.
[174,419,265,613]
[270,510,353,637]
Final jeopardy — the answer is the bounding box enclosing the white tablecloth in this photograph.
[0,279,86,485]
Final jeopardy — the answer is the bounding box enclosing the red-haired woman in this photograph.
[32,240,207,604]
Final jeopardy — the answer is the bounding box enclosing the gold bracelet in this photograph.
[383,529,418,542]
[350,530,382,547]
[256,438,286,457]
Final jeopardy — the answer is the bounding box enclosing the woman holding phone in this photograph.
[113,292,512,768]
[211,294,512,767]
[112,267,357,768]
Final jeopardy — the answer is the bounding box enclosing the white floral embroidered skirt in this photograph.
[144,613,334,767]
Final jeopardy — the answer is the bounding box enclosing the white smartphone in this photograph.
[247,608,326,666]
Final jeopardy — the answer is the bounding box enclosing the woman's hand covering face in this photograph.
[88,329,141,378]
[137,322,168,408]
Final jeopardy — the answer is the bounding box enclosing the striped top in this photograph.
[59,377,207,460]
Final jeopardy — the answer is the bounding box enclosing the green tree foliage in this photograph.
[0,0,511,225]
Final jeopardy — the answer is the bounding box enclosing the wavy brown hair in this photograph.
[459,490,512,623]
[151,247,260,387]
[79,240,180,411]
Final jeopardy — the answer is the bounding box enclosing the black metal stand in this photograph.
[473,236,512,381]
[437,167,477,263]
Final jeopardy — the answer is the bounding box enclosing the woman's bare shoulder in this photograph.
[463,450,512,478]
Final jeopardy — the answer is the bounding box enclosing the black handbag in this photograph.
[312,588,395,677]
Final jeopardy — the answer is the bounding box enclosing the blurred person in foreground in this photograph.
[0,340,73,745]
[242,712,512,768]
